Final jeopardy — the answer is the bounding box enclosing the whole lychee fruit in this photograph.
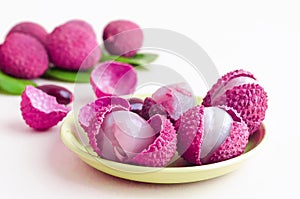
[0,33,49,79]
[103,20,143,57]
[47,21,101,70]
[7,21,48,46]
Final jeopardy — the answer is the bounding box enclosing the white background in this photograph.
[0,0,299,198]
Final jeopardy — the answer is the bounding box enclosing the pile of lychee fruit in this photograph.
[78,68,268,167]
[0,19,143,78]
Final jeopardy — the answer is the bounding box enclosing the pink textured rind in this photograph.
[90,61,137,98]
[8,22,48,46]
[0,33,49,79]
[202,69,267,134]
[140,97,168,120]
[64,20,96,38]
[208,121,249,164]
[202,69,256,106]
[78,96,130,154]
[20,86,70,130]
[103,20,143,57]
[224,84,268,134]
[47,23,101,70]
[176,105,204,165]
[131,115,177,167]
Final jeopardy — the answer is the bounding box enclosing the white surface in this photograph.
[0,0,298,198]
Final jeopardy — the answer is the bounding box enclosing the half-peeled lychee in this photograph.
[176,105,249,165]
[20,86,70,131]
[202,69,268,134]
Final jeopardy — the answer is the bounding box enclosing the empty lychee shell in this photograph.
[7,21,48,46]
[78,96,130,154]
[0,32,49,79]
[21,86,70,131]
[103,20,143,57]
[176,105,249,165]
[151,82,195,120]
[202,69,268,134]
[47,22,101,70]
[90,61,137,98]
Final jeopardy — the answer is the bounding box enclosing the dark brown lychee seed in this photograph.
[37,85,73,105]
[128,97,144,114]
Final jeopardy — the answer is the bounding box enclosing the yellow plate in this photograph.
[60,113,266,184]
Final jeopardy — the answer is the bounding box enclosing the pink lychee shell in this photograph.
[131,115,177,167]
[176,105,204,165]
[0,33,49,79]
[90,61,137,98]
[20,86,70,130]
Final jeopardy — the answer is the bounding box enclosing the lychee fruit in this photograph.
[21,86,70,131]
[47,21,101,70]
[79,97,177,167]
[103,20,143,57]
[64,19,96,38]
[37,84,73,105]
[7,21,48,46]
[176,105,249,165]
[90,61,137,98]
[128,97,144,115]
[0,33,49,79]
[202,69,268,134]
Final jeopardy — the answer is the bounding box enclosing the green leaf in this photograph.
[43,67,91,83]
[0,71,37,95]
[100,53,158,66]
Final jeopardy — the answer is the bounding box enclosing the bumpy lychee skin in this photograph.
[90,61,137,98]
[176,105,249,165]
[47,22,101,70]
[64,19,96,38]
[103,20,143,57]
[131,115,177,167]
[21,86,70,131]
[0,33,49,79]
[7,22,48,46]
[202,69,268,134]
[176,105,204,165]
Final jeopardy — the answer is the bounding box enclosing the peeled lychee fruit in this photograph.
[37,85,73,105]
[202,69,268,134]
[7,21,48,46]
[90,61,137,98]
[149,82,195,121]
[47,21,101,70]
[176,105,249,165]
[128,97,144,115]
[103,20,143,57]
[79,97,177,167]
[21,86,70,131]
[0,33,49,79]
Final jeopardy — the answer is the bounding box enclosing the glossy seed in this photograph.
[128,97,144,115]
[37,84,73,105]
